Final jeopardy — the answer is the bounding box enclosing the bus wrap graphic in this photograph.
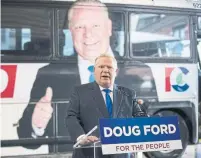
[0,65,17,98]
[165,67,189,92]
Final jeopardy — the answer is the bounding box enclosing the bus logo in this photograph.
[165,67,189,92]
[0,65,17,98]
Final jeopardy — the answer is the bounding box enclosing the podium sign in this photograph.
[99,116,182,155]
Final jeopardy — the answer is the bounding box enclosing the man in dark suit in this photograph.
[17,0,156,153]
[66,53,147,158]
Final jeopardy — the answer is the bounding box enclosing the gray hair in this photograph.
[95,53,118,69]
[68,0,109,28]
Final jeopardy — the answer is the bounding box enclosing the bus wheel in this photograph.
[143,110,189,158]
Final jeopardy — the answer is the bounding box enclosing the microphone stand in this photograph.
[118,86,148,117]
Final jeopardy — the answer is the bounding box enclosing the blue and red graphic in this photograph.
[165,67,189,92]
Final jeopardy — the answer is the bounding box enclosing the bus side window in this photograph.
[130,13,190,58]
[198,17,201,30]
[198,36,201,60]
[198,17,201,61]
[109,12,125,57]
[58,9,74,57]
[197,17,201,105]
[197,17,201,67]
[1,7,51,56]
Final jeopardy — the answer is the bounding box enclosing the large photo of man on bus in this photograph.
[17,0,156,153]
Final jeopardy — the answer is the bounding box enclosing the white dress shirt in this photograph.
[99,85,113,104]
[78,56,94,84]
[76,85,114,142]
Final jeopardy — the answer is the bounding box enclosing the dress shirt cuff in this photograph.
[32,124,45,138]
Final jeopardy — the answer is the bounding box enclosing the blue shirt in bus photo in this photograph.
[17,0,157,153]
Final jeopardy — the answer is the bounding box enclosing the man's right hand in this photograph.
[79,135,99,145]
[32,87,53,129]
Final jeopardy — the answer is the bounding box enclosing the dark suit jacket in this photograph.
[17,60,156,153]
[66,82,144,158]
[17,63,80,152]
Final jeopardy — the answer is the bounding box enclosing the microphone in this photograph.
[118,86,148,117]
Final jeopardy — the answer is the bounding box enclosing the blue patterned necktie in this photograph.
[103,89,113,118]
[88,65,95,82]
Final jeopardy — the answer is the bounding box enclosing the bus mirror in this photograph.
[198,17,201,30]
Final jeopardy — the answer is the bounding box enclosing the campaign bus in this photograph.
[1,0,201,157]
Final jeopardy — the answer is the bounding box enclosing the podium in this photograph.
[72,125,139,158]
[72,116,182,158]
[74,141,138,158]
[74,141,104,158]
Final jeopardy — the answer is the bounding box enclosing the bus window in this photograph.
[198,17,201,64]
[58,9,125,57]
[1,7,51,56]
[198,17,201,30]
[130,13,190,58]
[58,9,74,56]
[198,36,201,64]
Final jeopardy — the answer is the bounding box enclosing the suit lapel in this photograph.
[89,82,109,118]
[88,83,124,118]
[113,85,124,118]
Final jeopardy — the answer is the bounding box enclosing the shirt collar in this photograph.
[78,55,94,65]
[99,85,113,92]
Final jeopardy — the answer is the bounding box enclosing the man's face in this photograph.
[69,5,112,61]
[94,57,118,88]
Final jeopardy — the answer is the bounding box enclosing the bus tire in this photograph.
[143,110,189,158]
